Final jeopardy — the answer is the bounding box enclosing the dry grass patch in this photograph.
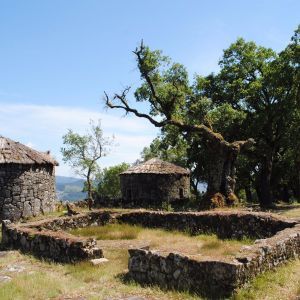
[70,223,253,258]
[70,223,142,240]
[143,229,253,258]
[274,204,300,219]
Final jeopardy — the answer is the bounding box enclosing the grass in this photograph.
[69,223,142,240]
[0,250,199,300]
[70,223,253,258]
[272,202,300,219]
[0,249,299,300]
[234,259,300,300]
[1,206,300,299]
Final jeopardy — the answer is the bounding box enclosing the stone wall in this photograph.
[2,209,299,296]
[128,249,243,298]
[120,174,190,207]
[26,211,113,231]
[236,224,300,282]
[118,211,296,239]
[1,211,113,262]
[0,163,56,221]
[125,211,300,297]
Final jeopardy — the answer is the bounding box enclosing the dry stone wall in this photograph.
[128,249,243,298]
[27,211,113,231]
[124,211,300,297]
[0,164,56,221]
[1,209,299,297]
[1,211,113,262]
[118,211,296,239]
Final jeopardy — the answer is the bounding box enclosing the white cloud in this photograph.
[0,102,158,176]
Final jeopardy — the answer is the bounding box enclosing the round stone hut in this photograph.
[0,136,58,221]
[120,158,190,207]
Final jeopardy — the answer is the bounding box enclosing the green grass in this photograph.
[0,250,299,300]
[0,250,199,300]
[0,272,73,300]
[234,259,300,300]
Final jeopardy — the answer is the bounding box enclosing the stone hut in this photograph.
[120,158,190,207]
[0,136,58,221]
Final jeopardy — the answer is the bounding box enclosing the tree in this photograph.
[200,26,299,207]
[61,120,114,208]
[97,163,130,198]
[104,43,254,208]
[141,100,248,199]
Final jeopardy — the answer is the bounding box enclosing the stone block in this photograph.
[90,258,109,265]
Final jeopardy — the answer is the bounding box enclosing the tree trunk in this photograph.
[294,161,300,200]
[281,185,290,203]
[245,184,253,203]
[258,155,274,208]
[203,144,239,208]
[86,169,94,210]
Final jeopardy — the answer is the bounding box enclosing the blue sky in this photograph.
[0,0,299,176]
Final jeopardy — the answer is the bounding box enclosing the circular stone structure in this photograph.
[0,136,58,221]
[120,158,190,207]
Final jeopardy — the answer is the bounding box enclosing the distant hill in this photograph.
[56,176,87,201]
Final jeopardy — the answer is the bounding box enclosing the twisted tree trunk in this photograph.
[203,141,242,208]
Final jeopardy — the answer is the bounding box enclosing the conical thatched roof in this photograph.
[120,158,189,175]
[0,135,58,165]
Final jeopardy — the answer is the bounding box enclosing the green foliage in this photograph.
[140,25,300,206]
[161,201,174,212]
[96,162,130,198]
[106,26,299,206]
[61,119,114,199]
[208,27,300,206]
[134,45,190,119]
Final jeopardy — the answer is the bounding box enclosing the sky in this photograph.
[0,0,299,177]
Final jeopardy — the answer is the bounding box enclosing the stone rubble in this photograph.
[90,258,109,265]
[0,275,12,283]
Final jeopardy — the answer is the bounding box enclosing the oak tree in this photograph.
[105,43,254,208]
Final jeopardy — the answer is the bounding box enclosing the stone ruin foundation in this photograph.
[1,210,300,297]
[1,212,112,263]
